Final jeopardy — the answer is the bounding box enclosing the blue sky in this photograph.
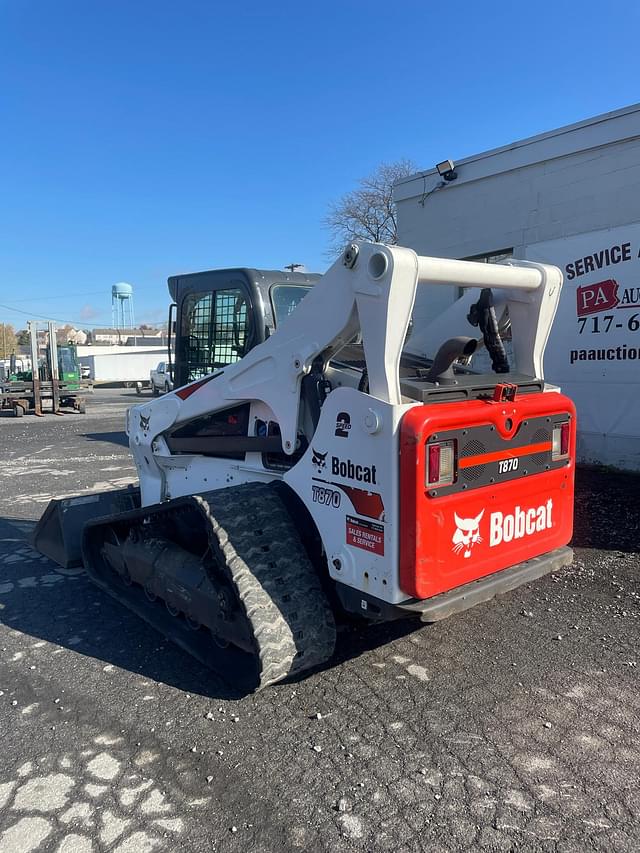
[1,0,639,329]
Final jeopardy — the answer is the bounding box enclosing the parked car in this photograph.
[149,362,173,396]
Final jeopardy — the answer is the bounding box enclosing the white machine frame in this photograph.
[127,242,563,605]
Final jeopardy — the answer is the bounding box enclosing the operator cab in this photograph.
[167,268,320,388]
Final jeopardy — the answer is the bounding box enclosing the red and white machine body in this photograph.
[127,242,574,612]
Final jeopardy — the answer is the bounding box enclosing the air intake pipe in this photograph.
[426,336,478,385]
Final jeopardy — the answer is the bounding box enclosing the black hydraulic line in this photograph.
[467,288,510,374]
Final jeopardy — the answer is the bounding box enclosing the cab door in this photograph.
[175,281,256,388]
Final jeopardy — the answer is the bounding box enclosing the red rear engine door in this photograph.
[399,392,576,600]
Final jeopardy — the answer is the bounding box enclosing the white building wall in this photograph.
[394,104,640,469]
[401,140,640,254]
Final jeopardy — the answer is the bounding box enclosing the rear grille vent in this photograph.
[462,464,486,482]
[460,439,485,458]
[460,439,487,482]
[531,427,551,467]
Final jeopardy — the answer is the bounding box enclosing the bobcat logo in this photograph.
[139,413,151,433]
[311,448,327,473]
[452,510,484,558]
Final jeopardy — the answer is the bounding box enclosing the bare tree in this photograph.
[0,323,17,359]
[56,323,75,344]
[324,159,416,256]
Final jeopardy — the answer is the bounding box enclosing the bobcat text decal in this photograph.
[490,499,553,546]
[331,455,377,484]
[452,500,554,558]
[312,450,377,484]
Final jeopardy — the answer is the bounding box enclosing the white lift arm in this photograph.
[131,242,562,466]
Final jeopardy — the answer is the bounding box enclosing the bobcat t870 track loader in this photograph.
[34,242,575,691]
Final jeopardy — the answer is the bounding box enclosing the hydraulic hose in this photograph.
[467,288,510,374]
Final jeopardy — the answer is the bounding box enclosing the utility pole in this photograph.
[285,263,303,273]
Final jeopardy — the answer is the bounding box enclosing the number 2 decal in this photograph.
[498,458,519,474]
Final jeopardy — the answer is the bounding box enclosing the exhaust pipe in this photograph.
[426,336,478,385]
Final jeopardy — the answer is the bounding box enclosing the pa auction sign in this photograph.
[527,224,640,470]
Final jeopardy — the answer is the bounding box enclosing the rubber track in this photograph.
[194,482,337,689]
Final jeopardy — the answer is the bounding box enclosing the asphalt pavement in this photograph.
[0,390,639,853]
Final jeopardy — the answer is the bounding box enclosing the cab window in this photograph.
[270,284,311,325]
[181,287,251,381]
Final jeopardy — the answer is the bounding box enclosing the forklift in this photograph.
[0,321,91,417]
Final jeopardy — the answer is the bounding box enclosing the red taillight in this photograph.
[427,444,441,484]
[552,420,570,460]
[426,439,456,487]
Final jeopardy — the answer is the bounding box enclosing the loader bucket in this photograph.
[32,486,141,569]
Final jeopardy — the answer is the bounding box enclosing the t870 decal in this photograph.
[312,478,384,520]
[311,483,341,508]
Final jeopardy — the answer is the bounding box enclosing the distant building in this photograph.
[91,328,166,346]
[56,327,88,345]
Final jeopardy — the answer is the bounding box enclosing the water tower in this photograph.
[112,282,135,329]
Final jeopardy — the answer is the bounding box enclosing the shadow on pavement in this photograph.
[82,431,129,447]
[0,515,243,700]
[0,515,417,701]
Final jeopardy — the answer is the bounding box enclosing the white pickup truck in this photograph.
[149,361,173,396]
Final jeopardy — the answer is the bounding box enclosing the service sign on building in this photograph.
[527,224,640,469]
